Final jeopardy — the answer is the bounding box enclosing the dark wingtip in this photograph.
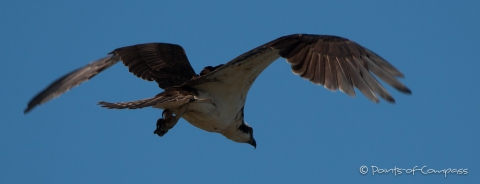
[386,97,396,104]
[400,87,412,94]
[24,106,33,114]
[393,85,412,95]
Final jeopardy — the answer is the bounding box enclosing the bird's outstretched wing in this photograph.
[25,43,197,113]
[24,55,120,113]
[112,43,197,89]
[185,34,411,103]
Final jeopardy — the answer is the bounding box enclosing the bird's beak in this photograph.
[249,138,257,149]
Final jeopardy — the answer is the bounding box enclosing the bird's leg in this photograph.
[153,109,173,137]
[153,105,189,137]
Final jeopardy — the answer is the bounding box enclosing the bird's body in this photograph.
[188,50,279,141]
[25,34,411,147]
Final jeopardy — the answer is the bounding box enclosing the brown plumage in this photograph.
[112,43,196,89]
[268,35,410,102]
[98,88,195,109]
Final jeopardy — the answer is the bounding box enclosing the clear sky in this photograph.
[1,0,479,183]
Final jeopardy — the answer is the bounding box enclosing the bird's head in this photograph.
[225,121,256,148]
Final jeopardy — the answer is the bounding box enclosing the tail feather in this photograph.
[98,89,194,109]
[98,97,160,109]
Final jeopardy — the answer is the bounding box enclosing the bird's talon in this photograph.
[154,118,169,137]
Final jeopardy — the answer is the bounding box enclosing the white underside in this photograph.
[167,48,281,139]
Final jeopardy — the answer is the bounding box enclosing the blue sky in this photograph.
[1,0,479,183]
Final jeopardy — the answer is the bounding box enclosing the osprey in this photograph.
[24,34,411,148]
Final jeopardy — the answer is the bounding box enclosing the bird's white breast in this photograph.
[180,49,280,134]
[181,88,244,133]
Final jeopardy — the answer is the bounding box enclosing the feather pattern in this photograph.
[24,55,120,113]
[112,43,197,89]
[25,33,411,116]
[98,88,194,109]
[24,33,412,146]
[267,34,411,103]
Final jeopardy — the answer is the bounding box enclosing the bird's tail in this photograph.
[98,89,194,109]
[98,97,161,109]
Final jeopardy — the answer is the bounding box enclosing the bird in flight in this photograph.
[25,34,411,148]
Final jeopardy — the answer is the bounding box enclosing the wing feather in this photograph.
[26,33,411,114]
[345,58,378,102]
[302,50,318,80]
[363,56,411,93]
[24,54,121,113]
[324,55,338,90]
[25,43,197,113]
[112,43,197,89]
[335,57,355,96]
[365,49,404,77]
[290,47,311,74]
[184,34,410,103]
[268,34,411,103]
[351,57,394,102]
[311,53,325,85]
